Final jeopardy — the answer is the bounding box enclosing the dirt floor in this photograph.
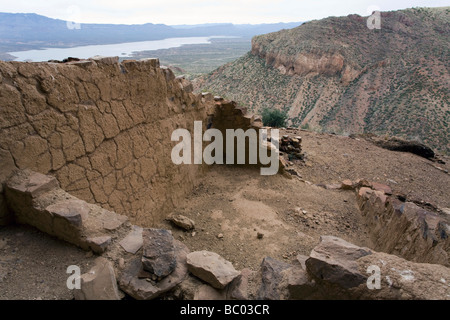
[1,128,449,299]
[0,224,96,300]
[157,165,373,271]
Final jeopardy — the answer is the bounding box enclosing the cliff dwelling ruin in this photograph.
[0,57,449,300]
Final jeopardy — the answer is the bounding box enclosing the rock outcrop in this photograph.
[256,236,449,300]
[355,181,450,266]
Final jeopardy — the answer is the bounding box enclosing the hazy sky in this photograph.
[0,0,448,25]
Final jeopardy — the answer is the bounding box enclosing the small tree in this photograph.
[261,108,288,128]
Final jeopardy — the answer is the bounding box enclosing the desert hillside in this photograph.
[196,7,450,154]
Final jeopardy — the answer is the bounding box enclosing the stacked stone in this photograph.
[280,135,303,160]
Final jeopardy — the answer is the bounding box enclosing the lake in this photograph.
[8,36,233,62]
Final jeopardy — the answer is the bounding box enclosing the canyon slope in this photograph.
[196,7,450,154]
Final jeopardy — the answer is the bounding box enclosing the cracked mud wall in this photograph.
[0,57,212,226]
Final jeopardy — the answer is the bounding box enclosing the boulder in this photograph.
[96,209,128,232]
[296,254,309,270]
[119,240,189,300]
[172,275,205,300]
[46,199,89,229]
[258,256,292,300]
[283,266,317,299]
[168,214,195,231]
[119,225,143,254]
[74,257,121,300]
[141,228,177,278]
[305,236,372,289]
[302,236,450,299]
[372,137,436,160]
[0,149,16,226]
[371,182,392,195]
[186,250,240,289]
[355,179,372,188]
[355,252,450,300]
[228,268,253,300]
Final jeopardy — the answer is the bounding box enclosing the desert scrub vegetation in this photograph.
[261,108,288,127]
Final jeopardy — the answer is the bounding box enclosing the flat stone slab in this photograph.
[142,228,176,278]
[86,235,112,253]
[96,208,128,231]
[186,250,240,289]
[74,257,121,300]
[6,169,59,198]
[119,226,143,254]
[46,199,90,228]
[119,240,189,300]
[305,236,372,289]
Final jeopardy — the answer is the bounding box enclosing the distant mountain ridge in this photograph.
[0,12,301,54]
[197,7,450,154]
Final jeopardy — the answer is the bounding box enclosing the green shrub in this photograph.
[261,108,288,127]
[301,123,310,130]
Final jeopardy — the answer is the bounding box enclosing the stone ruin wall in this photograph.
[0,57,214,226]
[0,58,449,300]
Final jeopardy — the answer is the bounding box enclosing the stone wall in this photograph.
[5,169,129,253]
[353,181,450,266]
[208,99,262,165]
[0,57,212,226]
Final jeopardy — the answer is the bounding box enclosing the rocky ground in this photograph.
[0,224,96,300]
[0,128,448,299]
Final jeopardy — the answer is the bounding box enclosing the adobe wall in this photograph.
[0,57,213,226]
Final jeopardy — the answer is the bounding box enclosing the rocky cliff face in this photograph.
[197,7,450,154]
[251,39,360,84]
[0,57,212,226]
